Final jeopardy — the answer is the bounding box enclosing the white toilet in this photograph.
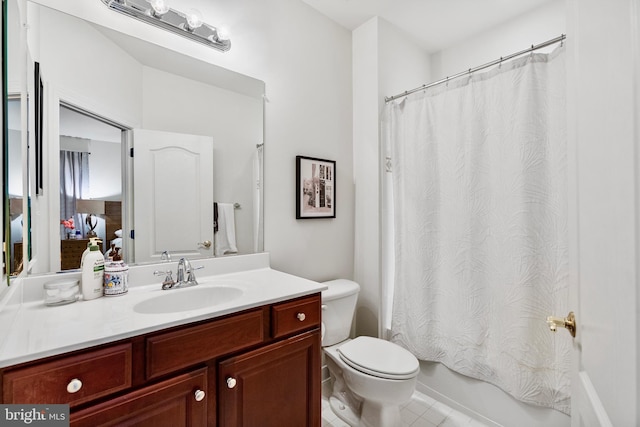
[322,279,419,427]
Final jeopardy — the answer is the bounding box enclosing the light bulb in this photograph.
[185,8,204,31]
[216,26,230,41]
[147,0,169,16]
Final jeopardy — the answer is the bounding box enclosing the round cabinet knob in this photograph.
[297,312,306,322]
[67,378,83,394]
[194,389,206,402]
[226,377,237,389]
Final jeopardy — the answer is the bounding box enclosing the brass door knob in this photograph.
[546,311,576,337]
[198,240,212,249]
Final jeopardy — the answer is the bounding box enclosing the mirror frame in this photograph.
[2,0,8,287]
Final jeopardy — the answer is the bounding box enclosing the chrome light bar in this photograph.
[100,0,231,52]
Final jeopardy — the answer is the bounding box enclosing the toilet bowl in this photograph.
[322,280,419,427]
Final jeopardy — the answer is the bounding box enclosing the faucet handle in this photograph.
[154,270,176,290]
[161,251,172,262]
[187,265,204,284]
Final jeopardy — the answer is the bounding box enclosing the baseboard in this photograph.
[415,381,503,427]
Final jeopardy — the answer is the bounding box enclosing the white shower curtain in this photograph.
[383,47,570,413]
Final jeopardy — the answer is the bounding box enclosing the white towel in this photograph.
[215,203,238,256]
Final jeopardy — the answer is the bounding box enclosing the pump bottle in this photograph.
[81,238,105,300]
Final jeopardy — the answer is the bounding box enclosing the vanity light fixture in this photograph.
[100,0,231,52]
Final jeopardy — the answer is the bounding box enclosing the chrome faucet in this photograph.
[155,257,204,290]
[176,257,191,284]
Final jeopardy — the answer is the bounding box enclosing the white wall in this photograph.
[26,0,354,280]
[88,140,121,201]
[259,0,353,280]
[7,0,24,93]
[353,17,430,337]
[431,1,566,81]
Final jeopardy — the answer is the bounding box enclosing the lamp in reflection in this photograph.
[100,0,231,51]
[76,199,105,238]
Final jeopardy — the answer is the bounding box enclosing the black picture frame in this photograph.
[296,156,336,219]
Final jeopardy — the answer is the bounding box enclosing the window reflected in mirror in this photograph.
[59,105,123,270]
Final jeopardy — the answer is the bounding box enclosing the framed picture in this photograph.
[296,156,336,219]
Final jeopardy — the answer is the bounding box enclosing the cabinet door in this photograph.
[218,330,320,427]
[71,368,208,427]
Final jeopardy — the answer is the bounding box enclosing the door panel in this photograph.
[133,129,213,263]
[567,0,638,425]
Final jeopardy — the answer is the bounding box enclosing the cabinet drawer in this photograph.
[271,294,320,339]
[2,343,132,407]
[146,309,264,380]
[72,368,208,427]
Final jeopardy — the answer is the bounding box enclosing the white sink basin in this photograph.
[133,286,243,314]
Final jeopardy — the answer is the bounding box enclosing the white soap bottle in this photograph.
[81,239,105,300]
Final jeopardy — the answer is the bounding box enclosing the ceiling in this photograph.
[300,0,555,52]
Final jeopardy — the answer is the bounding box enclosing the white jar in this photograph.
[104,261,129,296]
[43,279,79,306]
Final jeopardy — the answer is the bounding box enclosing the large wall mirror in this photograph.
[6,0,265,279]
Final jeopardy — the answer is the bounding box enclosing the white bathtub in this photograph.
[417,361,571,427]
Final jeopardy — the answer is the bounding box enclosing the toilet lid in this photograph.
[337,336,419,380]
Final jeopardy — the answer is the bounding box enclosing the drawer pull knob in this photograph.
[227,377,237,389]
[297,312,306,322]
[67,378,83,394]
[194,389,206,402]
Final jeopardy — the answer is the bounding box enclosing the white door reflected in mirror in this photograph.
[133,129,214,264]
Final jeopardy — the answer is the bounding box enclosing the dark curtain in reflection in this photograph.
[60,150,88,239]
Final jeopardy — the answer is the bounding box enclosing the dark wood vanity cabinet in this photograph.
[0,293,321,427]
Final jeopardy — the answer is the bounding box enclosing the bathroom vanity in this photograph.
[0,257,325,427]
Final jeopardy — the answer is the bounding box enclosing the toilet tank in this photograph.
[321,279,360,346]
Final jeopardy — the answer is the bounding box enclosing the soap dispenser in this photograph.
[104,248,129,297]
[81,238,105,300]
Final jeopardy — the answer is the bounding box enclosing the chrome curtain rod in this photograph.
[385,34,566,103]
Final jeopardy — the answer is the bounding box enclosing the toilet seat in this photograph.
[337,336,419,380]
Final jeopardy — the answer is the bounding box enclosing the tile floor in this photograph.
[321,386,488,427]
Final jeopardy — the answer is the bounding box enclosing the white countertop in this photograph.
[0,258,326,368]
